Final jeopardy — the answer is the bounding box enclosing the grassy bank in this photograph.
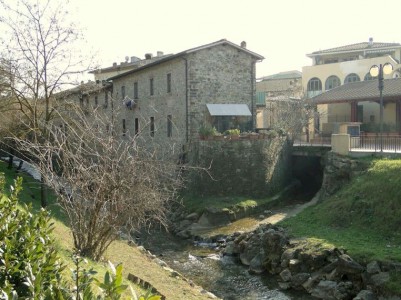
[0,161,215,300]
[279,157,401,294]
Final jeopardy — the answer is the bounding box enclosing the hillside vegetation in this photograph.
[279,158,401,294]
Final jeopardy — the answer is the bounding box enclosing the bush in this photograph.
[224,129,240,136]
[198,124,218,137]
[0,175,66,299]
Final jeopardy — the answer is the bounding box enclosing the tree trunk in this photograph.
[41,177,47,208]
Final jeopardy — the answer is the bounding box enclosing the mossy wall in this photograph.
[187,137,292,197]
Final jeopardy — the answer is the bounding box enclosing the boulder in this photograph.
[290,272,311,290]
[279,268,292,282]
[370,272,390,287]
[353,290,377,300]
[311,280,338,299]
[249,252,266,274]
[366,261,381,274]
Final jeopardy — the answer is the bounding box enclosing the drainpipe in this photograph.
[181,57,189,143]
[251,60,255,131]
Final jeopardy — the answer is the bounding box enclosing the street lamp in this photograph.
[369,62,393,152]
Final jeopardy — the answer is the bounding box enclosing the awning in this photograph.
[206,104,252,116]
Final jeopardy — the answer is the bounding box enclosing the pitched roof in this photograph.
[307,42,401,57]
[312,78,401,104]
[108,39,264,81]
[257,70,302,81]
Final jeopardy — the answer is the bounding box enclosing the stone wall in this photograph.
[186,44,257,137]
[187,136,292,197]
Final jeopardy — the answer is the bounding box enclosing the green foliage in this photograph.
[279,158,401,263]
[224,129,240,136]
[0,175,66,299]
[198,124,218,137]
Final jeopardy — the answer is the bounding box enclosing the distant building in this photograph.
[255,70,303,129]
[303,38,401,136]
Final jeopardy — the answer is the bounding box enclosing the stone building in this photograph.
[107,39,264,147]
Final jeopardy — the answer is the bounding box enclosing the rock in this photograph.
[290,273,310,290]
[353,290,377,300]
[370,272,390,287]
[279,268,292,282]
[176,230,190,239]
[223,241,239,255]
[137,245,146,252]
[278,282,291,290]
[311,280,338,299]
[178,219,192,230]
[249,252,266,274]
[337,254,364,274]
[154,258,167,267]
[334,281,354,299]
[185,212,199,221]
[366,261,381,274]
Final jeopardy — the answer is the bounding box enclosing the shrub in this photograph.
[224,129,240,136]
[198,124,218,137]
[0,175,66,299]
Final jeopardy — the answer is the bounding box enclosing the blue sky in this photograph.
[70,0,401,78]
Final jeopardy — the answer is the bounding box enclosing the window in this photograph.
[307,77,322,91]
[364,73,374,81]
[167,73,171,93]
[121,86,125,100]
[104,91,108,109]
[150,117,155,137]
[134,82,138,99]
[122,119,126,136]
[325,75,341,91]
[94,95,98,107]
[150,78,154,96]
[344,73,360,84]
[134,118,139,135]
[167,115,172,137]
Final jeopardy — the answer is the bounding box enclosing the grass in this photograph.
[279,157,401,295]
[5,155,401,297]
[182,191,296,215]
[0,161,215,300]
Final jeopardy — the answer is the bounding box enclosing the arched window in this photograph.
[307,77,322,91]
[325,75,341,90]
[364,73,374,81]
[344,73,360,84]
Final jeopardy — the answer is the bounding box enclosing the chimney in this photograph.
[130,56,140,63]
[157,51,164,57]
[240,41,247,48]
[369,37,373,46]
[145,53,153,59]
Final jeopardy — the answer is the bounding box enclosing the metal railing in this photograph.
[350,133,401,153]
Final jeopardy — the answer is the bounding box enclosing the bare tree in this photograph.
[0,0,94,206]
[16,104,184,261]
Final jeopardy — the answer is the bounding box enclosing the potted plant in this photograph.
[198,124,214,140]
[225,129,240,140]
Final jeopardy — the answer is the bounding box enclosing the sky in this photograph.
[69,0,401,79]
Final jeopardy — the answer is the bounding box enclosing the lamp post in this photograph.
[369,63,393,152]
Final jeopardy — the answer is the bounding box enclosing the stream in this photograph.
[139,230,314,300]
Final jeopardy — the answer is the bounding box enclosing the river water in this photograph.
[139,230,314,300]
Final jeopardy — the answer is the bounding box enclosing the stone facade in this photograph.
[108,40,264,148]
